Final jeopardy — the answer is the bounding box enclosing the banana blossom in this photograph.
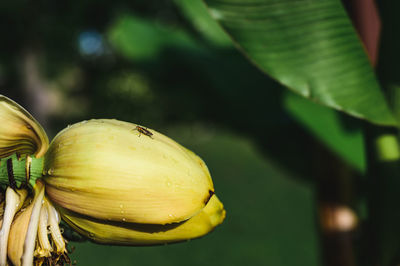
[0,95,225,265]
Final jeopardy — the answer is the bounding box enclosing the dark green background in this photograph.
[0,1,366,265]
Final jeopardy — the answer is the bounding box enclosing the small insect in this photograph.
[134,125,153,138]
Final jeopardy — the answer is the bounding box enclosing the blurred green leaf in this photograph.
[202,0,396,126]
[173,0,232,47]
[108,15,203,61]
[284,91,365,172]
[171,0,364,171]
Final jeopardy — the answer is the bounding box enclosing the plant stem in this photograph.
[0,154,44,188]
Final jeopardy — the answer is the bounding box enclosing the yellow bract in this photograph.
[60,194,225,245]
[0,96,48,159]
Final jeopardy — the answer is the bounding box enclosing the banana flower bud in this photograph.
[42,119,225,243]
[43,119,217,224]
[0,95,225,264]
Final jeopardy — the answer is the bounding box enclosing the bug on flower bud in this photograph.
[134,125,154,138]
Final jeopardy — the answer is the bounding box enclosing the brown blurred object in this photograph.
[319,203,358,233]
[343,0,381,66]
[314,140,359,266]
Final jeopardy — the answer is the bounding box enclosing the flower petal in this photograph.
[0,188,27,266]
[0,95,49,158]
[36,201,52,258]
[60,194,226,245]
[44,198,66,253]
[7,181,44,266]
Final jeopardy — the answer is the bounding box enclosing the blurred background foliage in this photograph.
[0,0,370,265]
